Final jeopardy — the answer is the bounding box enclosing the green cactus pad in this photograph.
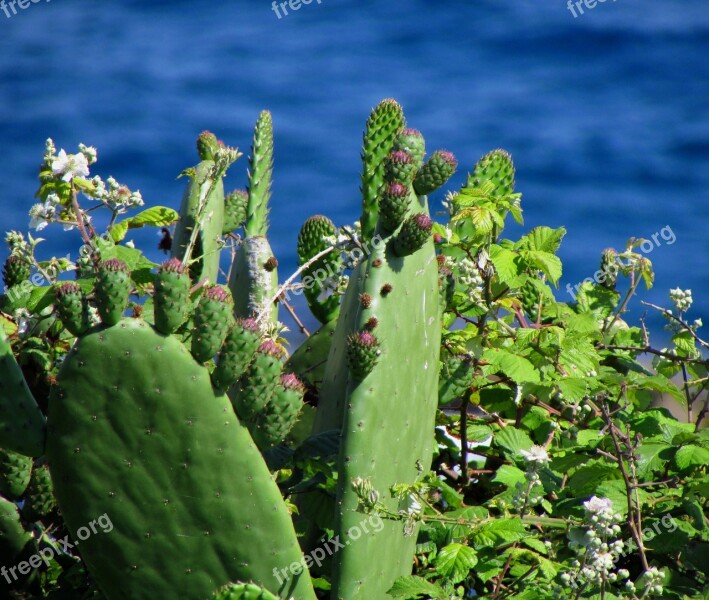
[2,255,30,289]
[197,131,222,161]
[46,318,315,600]
[393,213,433,257]
[223,189,248,234]
[171,159,226,284]
[191,285,234,363]
[468,148,515,198]
[212,582,279,600]
[0,495,35,568]
[245,111,273,238]
[212,318,261,393]
[360,99,406,242]
[0,448,32,500]
[230,340,282,421]
[250,373,304,450]
[297,215,342,324]
[438,353,474,406]
[384,149,418,187]
[0,329,45,457]
[285,319,337,394]
[393,128,425,167]
[54,282,91,337]
[153,258,191,335]
[413,150,458,196]
[95,259,131,326]
[21,460,56,522]
[378,181,411,233]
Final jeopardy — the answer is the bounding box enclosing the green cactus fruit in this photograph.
[297,215,341,324]
[94,259,131,326]
[250,373,305,450]
[285,319,337,394]
[393,213,433,257]
[438,354,474,406]
[21,460,56,522]
[384,149,418,187]
[393,128,425,167]
[230,339,283,421]
[212,582,279,600]
[600,248,619,289]
[46,317,315,600]
[245,111,273,238]
[0,329,45,457]
[468,149,515,198]
[378,181,411,233]
[0,448,32,499]
[211,318,261,392]
[360,99,406,242]
[223,189,248,234]
[0,495,35,568]
[413,150,458,196]
[197,130,222,161]
[154,258,191,334]
[345,331,381,381]
[54,282,91,337]
[171,159,226,284]
[191,285,233,363]
[3,255,30,289]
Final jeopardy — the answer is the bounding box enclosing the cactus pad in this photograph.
[393,213,433,257]
[212,582,279,600]
[223,189,248,234]
[95,259,131,326]
[191,285,233,363]
[153,258,191,334]
[54,282,91,337]
[0,448,32,500]
[468,148,515,198]
[21,460,56,521]
[212,318,261,393]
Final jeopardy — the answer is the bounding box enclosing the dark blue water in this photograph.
[1,0,707,345]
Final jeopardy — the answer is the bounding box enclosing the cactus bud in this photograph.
[393,213,433,257]
[196,130,221,161]
[54,282,91,336]
[223,189,248,234]
[379,181,411,232]
[2,255,30,290]
[212,317,262,392]
[191,285,233,363]
[414,150,457,196]
[154,258,191,334]
[384,150,417,186]
[469,149,515,198]
[94,259,131,326]
[346,331,381,380]
[393,128,425,167]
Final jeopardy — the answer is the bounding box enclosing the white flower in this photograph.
[583,496,613,515]
[28,201,56,231]
[51,149,90,182]
[520,445,550,466]
[78,143,98,164]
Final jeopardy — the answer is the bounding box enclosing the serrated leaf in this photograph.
[520,250,562,286]
[495,427,534,455]
[516,226,566,254]
[483,348,541,384]
[434,543,477,584]
[489,244,521,285]
[556,377,588,402]
[127,206,179,229]
[675,445,709,471]
[473,518,527,547]
[388,575,446,599]
[492,464,527,488]
[108,220,130,243]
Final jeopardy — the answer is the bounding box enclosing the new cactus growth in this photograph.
[3,255,30,289]
[250,372,305,450]
[378,181,411,233]
[345,330,381,380]
[393,213,433,257]
[153,258,191,334]
[468,148,515,197]
[54,282,91,336]
[360,99,406,241]
[230,339,283,421]
[197,130,222,161]
[413,149,458,195]
[191,284,234,362]
[95,259,131,326]
[223,189,248,234]
[385,149,418,187]
[0,496,35,568]
[212,317,261,392]
[20,460,56,521]
[393,128,425,166]
[0,448,32,500]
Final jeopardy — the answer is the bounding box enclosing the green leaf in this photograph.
[566,461,621,495]
[472,518,527,547]
[108,220,130,243]
[516,226,566,254]
[556,377,588,402]
[495,428,534,456]
[127,206,179,229]
[492,464,527,488]
[483,348,541,384]
[520,250,563,286]
[388,576,446,599]
[675,445,709,471]
[489,245,521,285]
[434,543,478,584]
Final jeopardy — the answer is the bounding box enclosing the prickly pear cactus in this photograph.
[313,115,446,599]
[45,260,315,600]
[20,459,56,522]
[229,111,279,329]
[0,495,35,568]
[467,148,515,197]
[0,448,32,500]
[212,582,279,600]
[2,255,30,290]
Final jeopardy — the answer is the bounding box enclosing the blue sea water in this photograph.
[0,0,707,345]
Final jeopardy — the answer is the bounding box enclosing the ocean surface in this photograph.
[1,0,707,346]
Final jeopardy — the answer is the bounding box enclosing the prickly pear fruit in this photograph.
[191,285,233,363]
[54,282,90,336]
[197,130,221,161]
[393,213,433,257]
[468,149,515,197]
[21,460,56,522]
[414,150,457,195]
[250,373,304,450]
[438,354,474,406]
[95,259,131,326]
[379,181,411,232]
[230,339,282,420]
[360,99,406,241]
[211,318,261,392]
[0,329,46,457]
[0,448,32,500]
[297,215,341,324]
[393,128,425,167]
[385,149,417,187]
[3,255,30,289]
[212,582,279,600]
[223,189,248,234]
[154,258,191,334]
[346,331,381,380]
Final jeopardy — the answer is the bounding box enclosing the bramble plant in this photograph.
[0,101,706,600]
